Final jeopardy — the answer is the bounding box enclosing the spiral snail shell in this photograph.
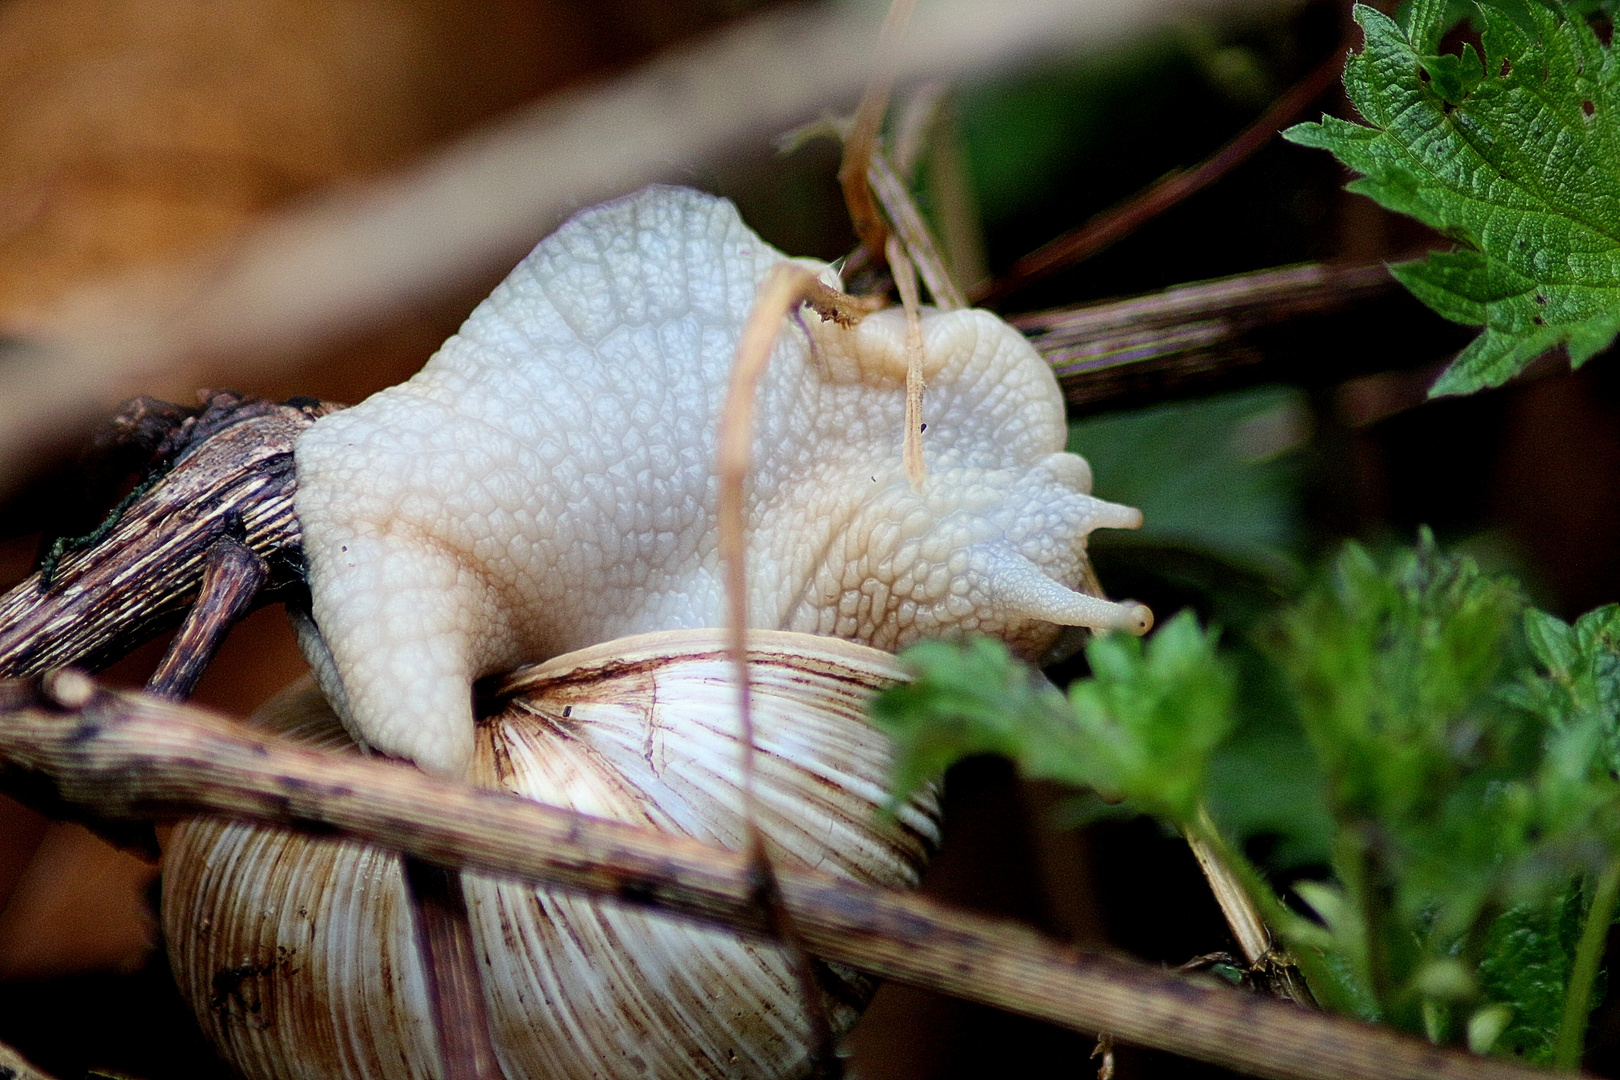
[160,184,1147,1080]
[165,630,938,1080]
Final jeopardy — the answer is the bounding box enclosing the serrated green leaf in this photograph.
[871,612,1233,825]
[1524,607,1580,678]
[867,636,1079,805]
[1478,882,1588,1064]
[1506,602,1620,776]
[1284,2,1620,395]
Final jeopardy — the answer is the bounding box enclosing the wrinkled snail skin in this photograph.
[292,184,1148,778]
[164,630,941,1080]
[162,184,1148,1080]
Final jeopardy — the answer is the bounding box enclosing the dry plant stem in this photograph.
[976,40,1350,306]
[1186,807,1315,1008]
[885,236,928,489]
[0,1036,55,1080]
[838,0,918,256]
[890,80,950,179]
[0,395,331,678]
[716,261,847,1077]
[0,680,1573,1080]
[1186,828,1271,966]
[403,859,507,1080]
[1018,260,1398,412]
[146,536,268,699]
[869,152,967,310]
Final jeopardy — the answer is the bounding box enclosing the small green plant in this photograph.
[872,536,1620,1067]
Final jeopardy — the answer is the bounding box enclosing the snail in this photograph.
[161,185,1149,1080]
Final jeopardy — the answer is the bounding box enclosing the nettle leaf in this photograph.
[867,636,1079,805]
[871,612,1233,825]
[1273,533,1526,833]
[1285,1,1620,395]
[1506,603,1620,778]
[1477,882,1588,1063]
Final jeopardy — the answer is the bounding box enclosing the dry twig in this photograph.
[1015,260,1404,412]
[838,0,919,259]
[975,37,1351,306]
[403,859,505,1080]
[0,394,331,679]
[869,152,967,310]
[0,677,1577,1080]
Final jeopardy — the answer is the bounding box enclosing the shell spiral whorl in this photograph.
[164,631,941,1080]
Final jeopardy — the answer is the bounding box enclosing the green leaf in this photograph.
[1066,613,1236,822]
[1505,602,1620,776]
[867,636,1079,806]
[1477,882,1589,1064]
[1284,2,1620,395]
[1067,386,1306,577]
[1419,43,1486,104]
[871,612,1233,825]
[1273,532,1526,839]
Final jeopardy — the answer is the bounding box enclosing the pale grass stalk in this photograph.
[0,1038,53,1080]
[870,152,967,310]
[839,0,919,253]
[885,236,928,488]
[715,261,843,1071]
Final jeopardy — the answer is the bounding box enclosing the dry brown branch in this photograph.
[403,859,505,1080]
[0,677,1579,1080]
[0,394,332,679]
[0,1036,55,1080]
[1017,260,1403,412]
[146,536,268,699]
[0,0,1243,493]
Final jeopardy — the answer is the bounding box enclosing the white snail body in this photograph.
[290,185,1148,778]
[162,185,1147,1080]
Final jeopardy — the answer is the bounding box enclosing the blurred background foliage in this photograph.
[3,0,1620,1078]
